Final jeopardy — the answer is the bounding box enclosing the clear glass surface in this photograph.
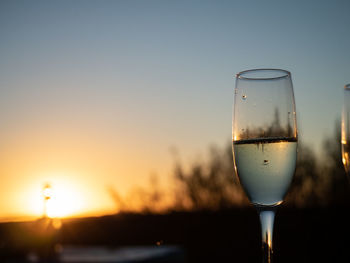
[232,69,298,262]
[342,84,350,176]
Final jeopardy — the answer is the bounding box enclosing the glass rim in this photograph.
[236,68,291,80]
[344,84,350,90]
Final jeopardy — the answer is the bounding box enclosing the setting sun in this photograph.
[44,183,83,218]
[25,173,88,219]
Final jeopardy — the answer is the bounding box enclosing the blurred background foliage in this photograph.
[109,122,350,213]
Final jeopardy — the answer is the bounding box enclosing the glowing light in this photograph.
[45,184,83,218]
[27,173,87,219]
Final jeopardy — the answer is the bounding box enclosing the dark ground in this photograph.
[1,206,350,263]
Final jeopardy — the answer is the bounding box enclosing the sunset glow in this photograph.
[1,0,349,222]
[44,183,83,218]
[25,174,86,218]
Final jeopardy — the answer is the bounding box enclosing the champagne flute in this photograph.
[232,69,298,263]
[341,84,350,176]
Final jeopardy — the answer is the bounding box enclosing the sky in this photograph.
[0,0,349,220]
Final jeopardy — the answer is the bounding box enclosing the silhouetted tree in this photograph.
[172,143,248,211]
[286,121,350,207]
[108,186,127,212]
[320,121,350,205]
[173,129,350,210]
[285,141,325,207]
[108,174,169,214]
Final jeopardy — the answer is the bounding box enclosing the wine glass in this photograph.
[341,84,350,176]
[232,69,298,263]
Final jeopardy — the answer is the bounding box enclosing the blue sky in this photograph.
[0,0,349,218]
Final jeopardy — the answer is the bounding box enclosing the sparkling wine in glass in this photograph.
[232,69,298,263]
[342,84,350,176]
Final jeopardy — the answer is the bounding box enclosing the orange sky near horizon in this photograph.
[0,114,176,220]
[0,132,177,220]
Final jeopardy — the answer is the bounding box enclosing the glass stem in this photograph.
[257,207,276,263]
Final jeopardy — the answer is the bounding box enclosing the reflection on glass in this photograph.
[232,69,298,263]
[342,84,350,176]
